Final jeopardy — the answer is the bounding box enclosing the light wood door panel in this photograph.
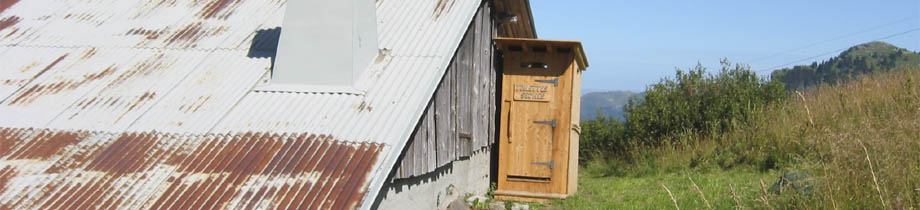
[503,52,568,179]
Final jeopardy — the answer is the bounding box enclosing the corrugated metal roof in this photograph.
[0,0,484,208]
[0,128,382,210]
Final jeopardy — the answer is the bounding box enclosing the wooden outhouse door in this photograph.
[495,38,587,201]
[503,53,570,179]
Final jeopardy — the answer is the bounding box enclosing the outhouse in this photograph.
[493,38,588,202]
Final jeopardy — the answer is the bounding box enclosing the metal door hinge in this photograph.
[535,78,558,86]
[531,160,555,169]
[533,120,556,128]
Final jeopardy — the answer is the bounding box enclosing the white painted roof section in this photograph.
[0,0,482,208]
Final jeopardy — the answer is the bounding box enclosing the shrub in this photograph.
[579,110,627,161]
[624,59,785,146]
[578,59,786,165]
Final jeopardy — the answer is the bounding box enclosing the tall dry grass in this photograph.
[582,69,920,209]
[794,69,920,209]
[740,69,920,209]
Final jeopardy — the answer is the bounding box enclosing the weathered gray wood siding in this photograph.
[395,2,497,179]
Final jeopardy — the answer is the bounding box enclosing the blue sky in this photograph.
[531,0,920,92]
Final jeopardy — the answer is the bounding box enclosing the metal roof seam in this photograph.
[39,47,147,130]
[119,50,221,133]
[248,90,365,96]
[0,44,254,51]
[201,69,271,135]
[354,58,430,141]
[0,50,73,105]
[0,127,386,143]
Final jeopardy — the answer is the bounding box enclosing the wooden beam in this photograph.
[494,190,569,199]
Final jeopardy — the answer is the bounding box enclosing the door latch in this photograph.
[533,120,556,128]
[535,78,558,86]
[531,160,555,169]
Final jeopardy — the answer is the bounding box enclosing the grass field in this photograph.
[540,70,920,209]
[547,169,780,209]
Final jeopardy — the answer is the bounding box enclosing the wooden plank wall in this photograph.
[395,2,497,179]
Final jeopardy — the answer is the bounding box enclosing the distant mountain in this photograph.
[581,88,607,94]
[772,41,920,90]
[581,91,641,121]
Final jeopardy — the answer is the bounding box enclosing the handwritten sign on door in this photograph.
[513,84,553,102]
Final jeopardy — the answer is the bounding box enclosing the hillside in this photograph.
[580,91,639,121]
[771,41,920,90]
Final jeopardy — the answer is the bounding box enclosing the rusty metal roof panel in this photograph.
[0,47,273,133]
[0,128,384,210]
[125,50,271,133]
[208,0,483,206]
[0,47,72,104]
[0,0,285,49]
[0,47,148,128]
[46,49,215,132]
[0,0,484,208]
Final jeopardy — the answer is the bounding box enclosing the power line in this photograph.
[757,27,920,73]
[745,15,918,64]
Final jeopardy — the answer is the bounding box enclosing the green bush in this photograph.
[579,110,627,161]
[579,59,785,162]
[624,59,785,146]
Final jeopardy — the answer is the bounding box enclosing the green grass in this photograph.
[547,169,780,210]
[544,69,920,209]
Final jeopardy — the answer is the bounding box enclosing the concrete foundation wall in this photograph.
[375,149,491,210]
